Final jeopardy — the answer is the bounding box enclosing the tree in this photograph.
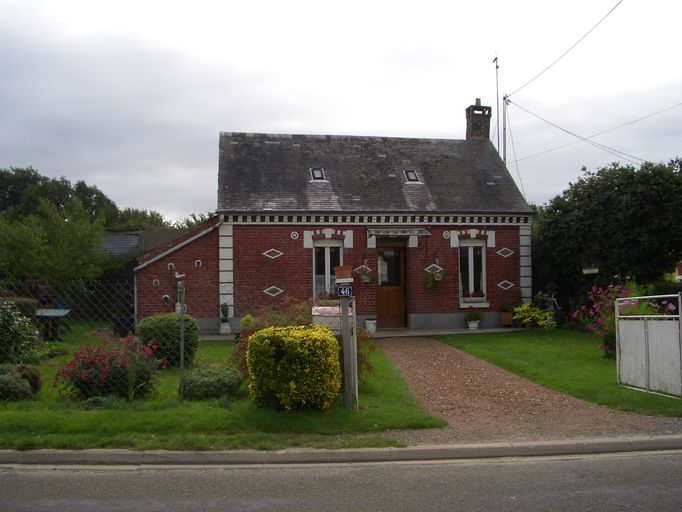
[0,199,106,282]
[111,207,170,231]
[173,212,214,229]
[534,159,682,302]
[0,167,171,230]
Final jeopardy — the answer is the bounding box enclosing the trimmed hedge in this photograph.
[138,312,200,367]
[183,367,243,400]
[247,325,341,411]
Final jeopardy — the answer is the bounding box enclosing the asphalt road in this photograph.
[1,451,681,511]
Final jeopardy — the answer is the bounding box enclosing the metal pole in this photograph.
[502,94,508,164]
[494,56,500,152]
[178,280,186,400]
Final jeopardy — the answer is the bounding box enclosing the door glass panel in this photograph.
[378,250,401,286]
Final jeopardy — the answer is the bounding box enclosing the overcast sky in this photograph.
[1,0,680,220]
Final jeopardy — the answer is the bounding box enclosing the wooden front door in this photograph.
[377,248,406,328]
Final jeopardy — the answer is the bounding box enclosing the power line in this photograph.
[508,0,624,98]
[516,100,682,162]
[506,107,526,198]
[508,99,645,164]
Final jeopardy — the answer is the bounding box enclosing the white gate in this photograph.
[616,294,682,396]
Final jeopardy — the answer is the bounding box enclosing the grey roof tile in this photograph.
[217,133,531,214]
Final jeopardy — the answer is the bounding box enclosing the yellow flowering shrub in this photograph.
[246,325,341,411]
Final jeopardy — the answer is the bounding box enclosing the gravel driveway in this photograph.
[379,337,682,446]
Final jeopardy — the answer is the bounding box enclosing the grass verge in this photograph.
[438,329,682,417]
[0,337,444,450]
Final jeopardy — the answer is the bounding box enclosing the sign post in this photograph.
[337,278,359,411]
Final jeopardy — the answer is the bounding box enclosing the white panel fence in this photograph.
[616,294,682,397]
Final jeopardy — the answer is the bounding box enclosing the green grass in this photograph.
[0,330,444,450]
[438,329,682,417]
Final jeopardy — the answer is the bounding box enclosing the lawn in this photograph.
[438,329,682,417]
[0,324,445,450]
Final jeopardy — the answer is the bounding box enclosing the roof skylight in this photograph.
[404,169,420,183]
[310,167,326,181]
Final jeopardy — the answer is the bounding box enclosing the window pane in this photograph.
[314,245,342,298]
[314,247,325,297]
[460,247,471,295]
[473,246,483,293]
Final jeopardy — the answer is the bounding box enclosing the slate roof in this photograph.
[217,133,531,214]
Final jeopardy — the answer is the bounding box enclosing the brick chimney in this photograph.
[465,98,492,140]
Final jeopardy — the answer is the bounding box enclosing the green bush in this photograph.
[247,325,341,411]
[0,363,41,398]
[0,372,34,401]
[513,303,556,330]
[183,367,243,400]
[13,364,42,395]
[6,297,39,322]
[138,312,200,367]
[0,300,36,364]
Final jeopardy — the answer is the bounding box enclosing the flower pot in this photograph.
[360,274,371,283]
[219,322,232,335]
[467,320,480,330]
[333,265,352,279]
[500,312,513,327]
[364,319,377,334]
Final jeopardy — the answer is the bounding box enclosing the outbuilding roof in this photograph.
[217,133,531,214]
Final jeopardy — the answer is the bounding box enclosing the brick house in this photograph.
[135,99,533,333]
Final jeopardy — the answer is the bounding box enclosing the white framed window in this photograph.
[313,240,343,298]
[459,239,487,305]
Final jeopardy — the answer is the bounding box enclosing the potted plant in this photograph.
[354,265,374,284]
[464,307,483,329]
[219,303,231,335]
[426,271,447,290]
[500,296,518,327]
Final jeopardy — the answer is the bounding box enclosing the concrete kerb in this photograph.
[2,435,682,466]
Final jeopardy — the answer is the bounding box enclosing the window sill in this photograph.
[459,301,489,309]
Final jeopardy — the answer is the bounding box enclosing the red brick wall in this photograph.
[136,230,219,320]
[136,222,524,322]
[232,224,521,317]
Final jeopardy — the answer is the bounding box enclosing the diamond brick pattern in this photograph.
[496,247,514,258]
[497,280,515,290]
[262,248,284,259]
[263,286,284,297]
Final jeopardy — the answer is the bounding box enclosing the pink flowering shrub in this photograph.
[572,284,631,358]
[55,336,161,401]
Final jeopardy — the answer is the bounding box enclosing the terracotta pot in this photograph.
[333,265,352,279]
[500,312,514,327]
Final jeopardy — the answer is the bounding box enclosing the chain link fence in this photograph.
[0,279,217,403]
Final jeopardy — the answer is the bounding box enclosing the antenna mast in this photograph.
[493,55,500,153]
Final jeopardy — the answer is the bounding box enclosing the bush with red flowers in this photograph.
[55,337,160,401]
